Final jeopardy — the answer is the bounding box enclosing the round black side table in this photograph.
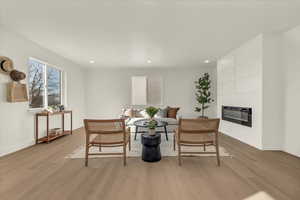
[141,133,161,162]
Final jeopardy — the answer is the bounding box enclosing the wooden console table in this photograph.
[35,110,72,144]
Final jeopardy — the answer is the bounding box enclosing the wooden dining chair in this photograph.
[84,119,131,166]
[174,118,220,166]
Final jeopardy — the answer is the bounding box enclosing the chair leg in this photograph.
[178,143,182,166]
[173,135,176,151]
[216,139,220,167]
[99,144,102,152]
[123,143,127,166]
[85,144,89,167]
[129,136,131,151]
[203,143,206,151]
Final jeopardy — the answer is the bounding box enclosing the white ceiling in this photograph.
[1,0,300,68]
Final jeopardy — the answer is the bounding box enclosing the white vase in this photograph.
[149,128,156,136]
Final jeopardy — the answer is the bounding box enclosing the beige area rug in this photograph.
[66,133,231,159]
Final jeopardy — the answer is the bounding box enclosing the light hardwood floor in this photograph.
[1,128,300,200]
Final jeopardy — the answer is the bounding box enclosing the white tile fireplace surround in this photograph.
[217,34,284,151]
[218,29,300,158]
[217,35,264,150]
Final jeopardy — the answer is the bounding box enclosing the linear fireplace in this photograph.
[222,106,252,127]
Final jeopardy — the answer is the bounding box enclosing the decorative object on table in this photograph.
[42,106,54,114]
[51,105,60,112]
[9,70,26,82]
[145,106,158,135]
[147,119,158,136]
[7,82,29,102]
[58,105,65,112]
[41,105,64,114]
[145,106,159,135]
[195,73,214,118]
[49,128,62,136]
[141,133,161,162]
[0,56,14,74]
[166,106,180,119]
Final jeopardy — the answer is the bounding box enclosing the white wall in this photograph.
[85,66,217,119]
[282,26,300,157]
[0,25,86,156]
[217,35,264,149]
[262,33,284,150]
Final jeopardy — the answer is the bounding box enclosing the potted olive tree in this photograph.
[195,73,214,118]
[145,106,159,135]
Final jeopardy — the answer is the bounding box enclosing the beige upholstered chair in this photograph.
[84,119,131,166]
[174,118,220,166]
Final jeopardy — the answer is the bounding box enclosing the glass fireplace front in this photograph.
[222,106,252,127]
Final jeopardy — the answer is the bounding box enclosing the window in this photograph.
[28,58,63,109]
[47,66,62,106]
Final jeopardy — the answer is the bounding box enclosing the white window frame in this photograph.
[28,57,65,110]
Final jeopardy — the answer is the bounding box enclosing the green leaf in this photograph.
[195,107,201,112]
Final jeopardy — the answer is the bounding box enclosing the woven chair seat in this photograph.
[175,129,214,144]
[91,130,130,145]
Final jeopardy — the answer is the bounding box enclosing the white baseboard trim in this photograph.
[261,147,283,151]
[220,131,263,150]
[0,127,83,157]
[0,140,35,157]
[283,150,300,158]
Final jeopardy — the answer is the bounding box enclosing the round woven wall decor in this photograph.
[0,56,14,74]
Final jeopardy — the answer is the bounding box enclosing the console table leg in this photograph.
[46,115,49,143]
[71,111,73,135]
[35,115,39,144]
[62,113,65,133]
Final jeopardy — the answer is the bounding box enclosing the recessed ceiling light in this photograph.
[89,60,95,64]
[147,60,152,64]
[204,60,210,63]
